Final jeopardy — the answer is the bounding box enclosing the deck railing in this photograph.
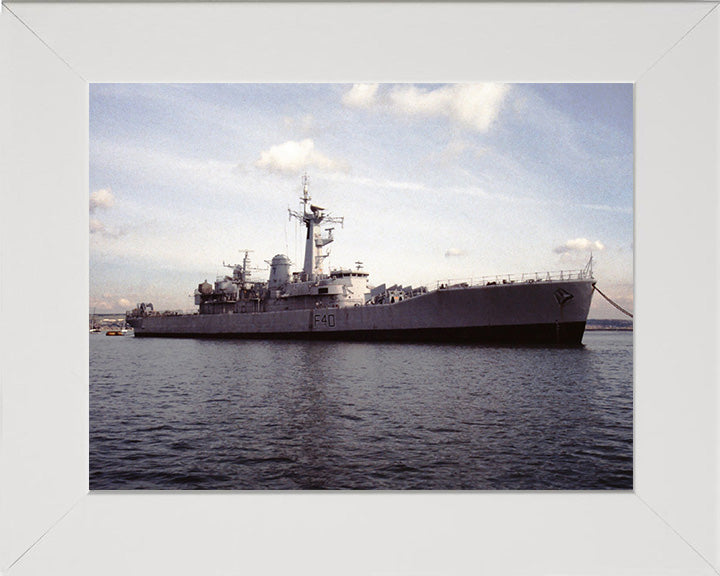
[435,268,593,291]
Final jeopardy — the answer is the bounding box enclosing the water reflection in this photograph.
[90,333,633,489]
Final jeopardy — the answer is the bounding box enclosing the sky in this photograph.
[89,83,633,318]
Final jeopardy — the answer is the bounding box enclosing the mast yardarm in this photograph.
[288,175,344,281]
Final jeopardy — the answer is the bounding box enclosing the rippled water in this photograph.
[90,331,632,490]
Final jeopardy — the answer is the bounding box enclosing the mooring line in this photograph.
[593,285,633,318]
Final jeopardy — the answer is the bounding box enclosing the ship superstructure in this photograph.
[127,177,595,344]
[182,176,369,316]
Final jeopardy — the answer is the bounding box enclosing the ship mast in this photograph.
[288,175,344,281]
[223,249,256,284]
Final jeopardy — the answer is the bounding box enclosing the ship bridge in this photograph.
[330,269,370,278]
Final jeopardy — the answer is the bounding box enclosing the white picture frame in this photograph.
[1,2,718,574]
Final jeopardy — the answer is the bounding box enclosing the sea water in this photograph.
[90,331,632,490]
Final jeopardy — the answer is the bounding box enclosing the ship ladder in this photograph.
[592,285,633,318]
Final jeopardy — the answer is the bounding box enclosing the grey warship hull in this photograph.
[127,177,596,345]
[130,278,595,345]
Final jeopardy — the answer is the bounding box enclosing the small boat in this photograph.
[89,308,102,332]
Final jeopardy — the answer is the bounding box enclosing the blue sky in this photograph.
[90,83,633,318]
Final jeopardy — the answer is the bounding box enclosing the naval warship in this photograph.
[127,176,595,344]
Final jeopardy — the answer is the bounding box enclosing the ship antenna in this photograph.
[301,173,311,211]
[288,174,344,281]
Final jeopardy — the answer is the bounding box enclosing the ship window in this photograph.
[318,287,328,294]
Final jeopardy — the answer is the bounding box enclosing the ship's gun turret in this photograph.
[215,276,238,300]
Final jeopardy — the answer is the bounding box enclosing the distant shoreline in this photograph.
[586,319,633,331]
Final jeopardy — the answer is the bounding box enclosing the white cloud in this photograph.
[89,218,105,234]
[553,238,605,254]
[255,139,348,175]
[89,296,133,312]
[342,84,379,109]
[391,84,510,131]
[93,140,245,203]
[89,188,115,212]
[321,171,430,193]
[283,114,314,133]
[445,248,466,258]
[579,203,633,215]
[343,84,510,132]
[90,299,113,311]
[90,216,122,238]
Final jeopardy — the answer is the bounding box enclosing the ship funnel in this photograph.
[268,254,292,289]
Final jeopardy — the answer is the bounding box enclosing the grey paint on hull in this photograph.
[133,279,595,344]
[134,322,588,345]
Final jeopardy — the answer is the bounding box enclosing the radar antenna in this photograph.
[301,173,311,209]
[287,175,344,280]
[224,249,265,284]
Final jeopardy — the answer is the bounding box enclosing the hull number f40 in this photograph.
[314,313,336,328]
